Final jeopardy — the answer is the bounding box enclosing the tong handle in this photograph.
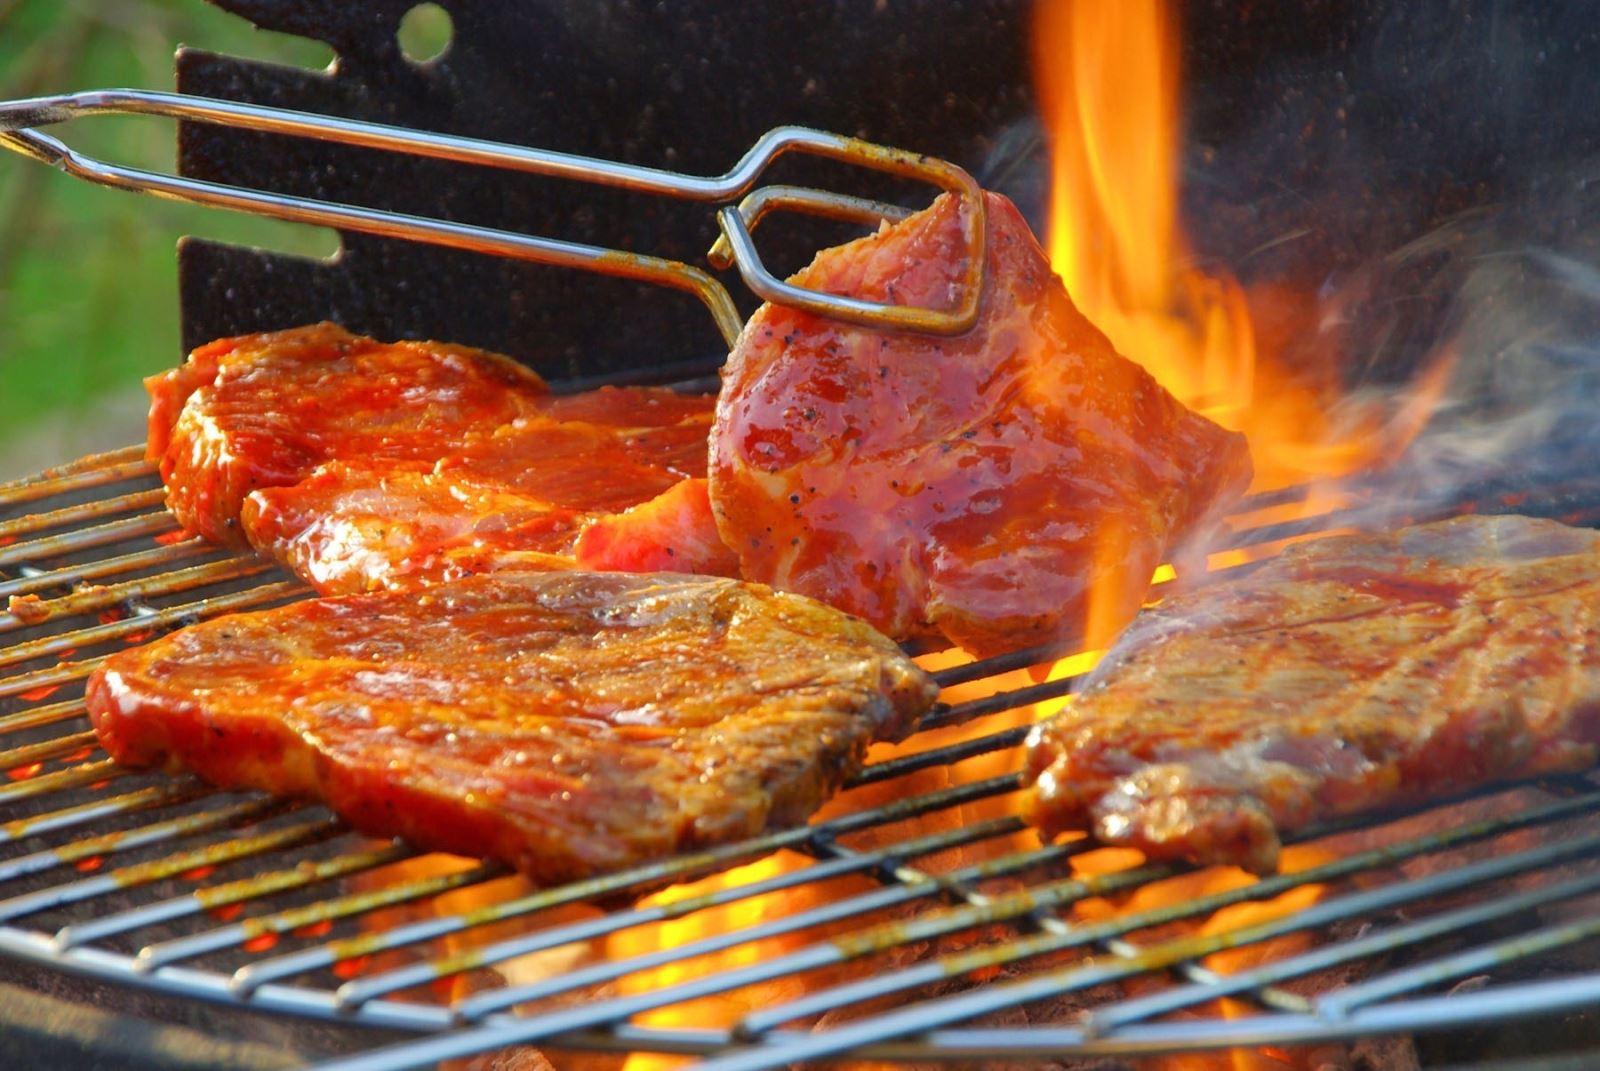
[0,89,986,348]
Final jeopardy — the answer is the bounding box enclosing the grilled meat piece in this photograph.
[242,402,728,594]
[572,478,740,576]
[88,572,936,884]
[1025,514,1600,874]
[710,191,1252,657]
[147,322,550,546]
[149,322,732,590]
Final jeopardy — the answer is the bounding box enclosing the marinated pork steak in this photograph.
[88,572,937,884]
[147,322,550,546]
[241,405,733,594]
[149,323,734,589]
[710,191,1253,658]
[1025,514,1600,875]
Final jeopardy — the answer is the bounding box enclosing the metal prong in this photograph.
[0,90,987,343]
[706,186,912,269]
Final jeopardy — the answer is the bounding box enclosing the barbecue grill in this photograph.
[4,3,1600,1069]
[5,444,1600,1071]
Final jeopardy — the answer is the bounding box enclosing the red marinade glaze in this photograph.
[86,572,937,884]
[147,322,550,546]
[710,191,1253,657]
[148,323,738,589]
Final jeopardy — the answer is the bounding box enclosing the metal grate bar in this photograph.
[0,728,98,769]
[0,488,167,544]
[695,801,1600,1071]
[0,538,219,600]
[850,723,1032,787]
[0,697,88,737]
[372,856,1163,1055]
[0,795,289,890]
[1318,911,1600,1017]
[0,812,343,923]
[0,512,180,571]
[0,758,125,803]
[54,840,415,952]
[145,859,504,976]
[731,787,1600,1039]
[452,839,1079,1024]
[1085,863,1600,1033]
[0,556,277,632]
[0,578,307,670]
[0,782,204,846]
[0,658,102,700]
[0,445,152,508]
[914,678,1078,734]
[929,644,1066,687]
[338,815,1026,1010]
[232,773,1024,996]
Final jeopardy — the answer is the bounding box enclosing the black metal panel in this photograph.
[177,0,1036,379]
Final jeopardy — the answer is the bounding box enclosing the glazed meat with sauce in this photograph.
[88,572,936,884]
[243,407,735,595]
[710,191,1252,657]
[149,323,735,590]
[1025,514,1600,874]
[147,322,550,546]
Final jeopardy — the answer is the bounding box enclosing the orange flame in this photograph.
[1032,0,1448,494]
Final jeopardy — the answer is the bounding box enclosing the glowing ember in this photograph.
[331,953,371,980]
[6,763,43,782]
[181,864,217,882]
[242,932,279,954]
[17,684,61,702]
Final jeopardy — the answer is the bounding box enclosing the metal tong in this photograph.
[0,89,986,348]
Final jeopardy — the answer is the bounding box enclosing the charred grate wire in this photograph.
[2,444,1600,1070]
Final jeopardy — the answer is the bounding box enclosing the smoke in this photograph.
[982,1,1600,524]
[1342,162,1600,515]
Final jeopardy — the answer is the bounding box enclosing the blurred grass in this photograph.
[0,0,334,477]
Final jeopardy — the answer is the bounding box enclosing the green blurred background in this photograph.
[0,0,336,478]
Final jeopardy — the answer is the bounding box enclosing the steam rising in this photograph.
[989,1,1600,532]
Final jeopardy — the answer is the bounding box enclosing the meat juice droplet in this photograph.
[17,684,61,702]
[241,932,279,953]
[6,763,43,781]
